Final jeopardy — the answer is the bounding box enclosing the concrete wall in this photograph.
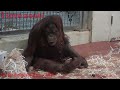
[0,31,90,52]
[1,11,115,52]
[92,11,111,42]
[109,11,120,40]
[0,34,28,52]
[66,31,90,46]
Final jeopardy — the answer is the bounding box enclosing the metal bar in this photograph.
[82,11,89,29]
[23,11,24,30]
[87,11,93,30]
[29,11,31,29]
[0,11,86,32]
[0,11,3,31]
[18,11,20,29]
[12,11,14,31]
[5,11,6,31]
[16,11,18,30]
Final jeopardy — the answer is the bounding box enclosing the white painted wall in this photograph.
[66,31,90,46]
[92,11,112,42]
[109,11,120,40]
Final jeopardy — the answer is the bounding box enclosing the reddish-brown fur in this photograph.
[23,15,88,74]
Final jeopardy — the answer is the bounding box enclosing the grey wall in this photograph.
[92,11,111,42]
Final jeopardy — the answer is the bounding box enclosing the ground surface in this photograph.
[28,41,120,79]
[1,41,120,79]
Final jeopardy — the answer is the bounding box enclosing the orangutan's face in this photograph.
[44,23,59,46]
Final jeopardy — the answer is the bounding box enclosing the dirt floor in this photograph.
[27,41,120,79]
[1,41,120,79]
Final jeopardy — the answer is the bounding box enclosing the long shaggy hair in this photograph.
[23,15,68,57]
[23,15,88,74]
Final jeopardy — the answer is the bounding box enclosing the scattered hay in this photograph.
[38,42,120,79]
[0,48,31,79]
[1,42,120,79]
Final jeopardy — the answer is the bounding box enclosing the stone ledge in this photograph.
[0,31,90,52]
